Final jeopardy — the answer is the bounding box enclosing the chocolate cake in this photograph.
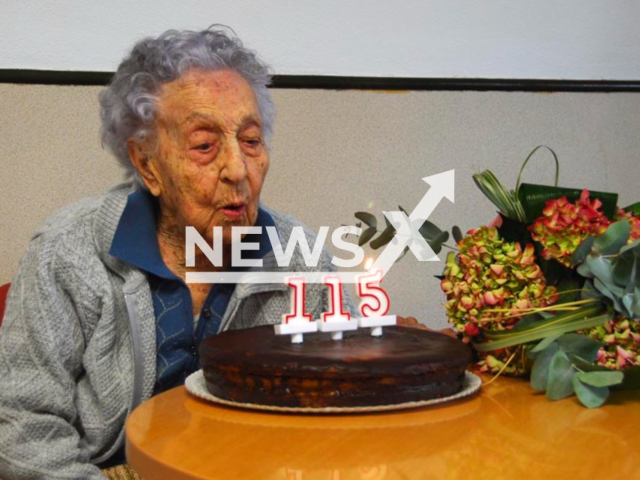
[199,325,472,408]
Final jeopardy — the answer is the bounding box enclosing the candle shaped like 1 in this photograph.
[274,276,318,343]
[357,270,397,336]
[317,274,358,340]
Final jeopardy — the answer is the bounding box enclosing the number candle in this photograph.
[356,270,397,336]
[317,274,357,340]
[274,276,318,343]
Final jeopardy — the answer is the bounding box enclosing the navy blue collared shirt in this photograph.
[109,189,274,395]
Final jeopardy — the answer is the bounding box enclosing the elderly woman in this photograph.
[0,27,352,479]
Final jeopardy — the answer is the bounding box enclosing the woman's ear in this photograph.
[127,139,162,196]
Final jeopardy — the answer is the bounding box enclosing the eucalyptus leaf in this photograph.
[612,252,636,287]
[586,256,616,286]
[452,225,463,244]
[577,370,624,388]
[580,280,602,301]
[396,246,410,262]
[354,212,377,229]
[592,220,630,256]
[369,226,395,250]
[546,351,576,400]
[531,334,563,354]
[418,220,445,241]
[573,375,610,408]
[619,238,640,255]
[530,342,559,391]
[594,278,627,316]
[577,261,595,279]
[632,288,640,318]
[568,354,610,372]
[427,231,449,255]
[556,333,602,362]
[571,237,595,267]
[358,227,377,246]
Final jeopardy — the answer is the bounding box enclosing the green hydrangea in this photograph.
[442,227,557,376]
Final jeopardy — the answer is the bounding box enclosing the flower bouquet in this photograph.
[354,146,640,407]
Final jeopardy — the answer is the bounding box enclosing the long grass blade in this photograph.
[474,309,610,352]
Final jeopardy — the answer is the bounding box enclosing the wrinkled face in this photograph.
[135,69,269,244]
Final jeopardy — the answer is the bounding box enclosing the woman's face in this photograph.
[136,68,270,245]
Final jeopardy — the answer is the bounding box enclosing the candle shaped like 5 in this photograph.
[317,274,358,340]
[274,276,318,343]
[357,270,397,336]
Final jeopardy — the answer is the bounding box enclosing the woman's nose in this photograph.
[219,140,247,184]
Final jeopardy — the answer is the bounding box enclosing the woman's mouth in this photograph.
[220,202,247,220]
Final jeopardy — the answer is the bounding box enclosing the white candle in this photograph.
[274,276,318,343]
[317,274,358,340]
[356,270,396,336]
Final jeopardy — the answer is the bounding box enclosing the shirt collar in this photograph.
[109,189,275,278]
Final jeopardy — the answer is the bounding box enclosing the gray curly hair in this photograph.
[99,26,275,187]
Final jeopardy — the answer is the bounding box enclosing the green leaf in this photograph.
[612,251,636,287]
[568,354,610,372]
[577,371,624,388]
[580,280,602,301]
[473,170,526,222]
[619,238,640,255]
[427,231,448,255]
[586,256,616,286]
[396,246,410,262]
[577,261,595,279]
[358,227,377,246]
[519,183,618,221]
[419,220,445,241]
[592,220,630,256]
[369,226,395,250]
[623,201,640,217]
[476,307,611,352]
[531,334,562,353]
[530,342,559,391]
[593,278,626,315]
[452,226,463,244]
[571,236,595,267]
[547,351,576,400]
[573,375,610,408]
[354,212,377,229]
[556,333,602,362]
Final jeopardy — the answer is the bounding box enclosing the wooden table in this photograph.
[126,376,640,480]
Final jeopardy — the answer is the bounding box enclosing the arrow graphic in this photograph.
[370,169,455,279]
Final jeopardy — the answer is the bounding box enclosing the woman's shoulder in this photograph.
[32,182,133,243]
[17,183,135,283]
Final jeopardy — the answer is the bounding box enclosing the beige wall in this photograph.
[1,84,640,328]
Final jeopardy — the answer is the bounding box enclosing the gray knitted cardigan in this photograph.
[0,182,352,479]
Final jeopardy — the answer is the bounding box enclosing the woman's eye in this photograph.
[196,143,213,151]
[244,138,261,147]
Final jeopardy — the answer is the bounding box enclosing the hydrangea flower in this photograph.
[529,190,610,267]
[529,190,640,267]
[441,227,557,375]
[584,316,640,370]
